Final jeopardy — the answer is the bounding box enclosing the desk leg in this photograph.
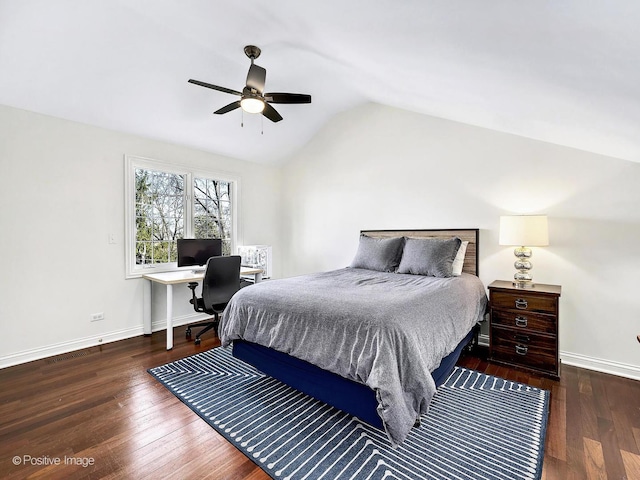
[254,272,263,283]
[166,284,174,350]
[143,279,152,336]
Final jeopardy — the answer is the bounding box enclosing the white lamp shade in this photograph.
[240,97,265,113]
[499,215,549,246]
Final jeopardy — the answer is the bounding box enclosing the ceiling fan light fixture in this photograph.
[240,97,265,114]
[189,45,311,123]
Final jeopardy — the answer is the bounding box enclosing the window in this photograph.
[135,168,184,266]
[125,155,238,278]
[193,177,232,250]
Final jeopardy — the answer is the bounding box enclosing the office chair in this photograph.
[186,255,241,345]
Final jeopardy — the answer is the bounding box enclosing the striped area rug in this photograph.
[149,346,549,480]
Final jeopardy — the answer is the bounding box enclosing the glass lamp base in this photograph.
[513,247,534,288]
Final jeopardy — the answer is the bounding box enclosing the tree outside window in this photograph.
[193,177,232,255]
[135,168,184,265]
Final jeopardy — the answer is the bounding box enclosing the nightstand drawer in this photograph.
[490,291,557,315]
[491,327,557,373]
[490,309,556,334]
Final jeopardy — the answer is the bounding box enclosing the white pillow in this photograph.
[451,241,469,276]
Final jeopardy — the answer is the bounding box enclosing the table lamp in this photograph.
[499,215,549,288]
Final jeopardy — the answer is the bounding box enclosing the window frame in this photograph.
[124,155,240,279]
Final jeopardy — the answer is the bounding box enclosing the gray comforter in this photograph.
[219,268,487,446]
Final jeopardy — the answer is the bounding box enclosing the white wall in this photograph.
[281,103,640,378]
[0,104,282,367]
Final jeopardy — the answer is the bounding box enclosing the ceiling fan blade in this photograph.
[214,101,241,115]
[265,92,312,104]
[188,79,242,96]
[262,103,283,123]
[246,64,266,93]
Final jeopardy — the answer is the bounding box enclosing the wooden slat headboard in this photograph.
[360,229,480,276]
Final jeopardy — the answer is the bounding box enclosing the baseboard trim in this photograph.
[4,324,639,383]
[479,334,639,381]
[0,326,144,369]
[560,351,640,382]
[150,312,209,333]
[0,313,208,370]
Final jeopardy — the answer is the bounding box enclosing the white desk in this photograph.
[142,267,263,350]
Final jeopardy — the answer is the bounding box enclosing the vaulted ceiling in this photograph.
[1,0,639,164]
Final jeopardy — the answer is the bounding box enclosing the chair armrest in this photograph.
[187,282,200,310]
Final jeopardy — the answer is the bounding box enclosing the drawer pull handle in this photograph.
[515,344,529,355]
[514,334,530,343]
[515,298,528,310]
[515,316,528,327]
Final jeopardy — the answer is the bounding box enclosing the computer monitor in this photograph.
[177,238,223,267]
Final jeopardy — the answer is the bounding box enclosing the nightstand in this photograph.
[488,280,561,379]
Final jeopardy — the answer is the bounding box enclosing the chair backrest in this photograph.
[202,255,242,309]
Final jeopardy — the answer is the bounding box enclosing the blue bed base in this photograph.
[232,327,476,430]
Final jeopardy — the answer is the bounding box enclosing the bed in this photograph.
[219,229,487,446]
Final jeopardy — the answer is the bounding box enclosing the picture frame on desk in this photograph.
[238,245,272,279]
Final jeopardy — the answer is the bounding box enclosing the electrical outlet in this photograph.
[108,233,116,244]
[90,312,105,322]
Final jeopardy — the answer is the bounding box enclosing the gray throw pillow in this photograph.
[397,237,462,277]
[350,235,405,272]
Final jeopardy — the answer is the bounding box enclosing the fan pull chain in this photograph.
[241,110,244,128]
[261,115,264,135]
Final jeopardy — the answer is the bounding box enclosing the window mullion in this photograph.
[185,172,194,238]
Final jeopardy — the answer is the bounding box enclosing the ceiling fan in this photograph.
[188,45,311,123]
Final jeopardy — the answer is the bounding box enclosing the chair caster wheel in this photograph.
[194,338,201,346]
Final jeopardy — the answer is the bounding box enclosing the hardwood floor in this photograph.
[1,331,638,479]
